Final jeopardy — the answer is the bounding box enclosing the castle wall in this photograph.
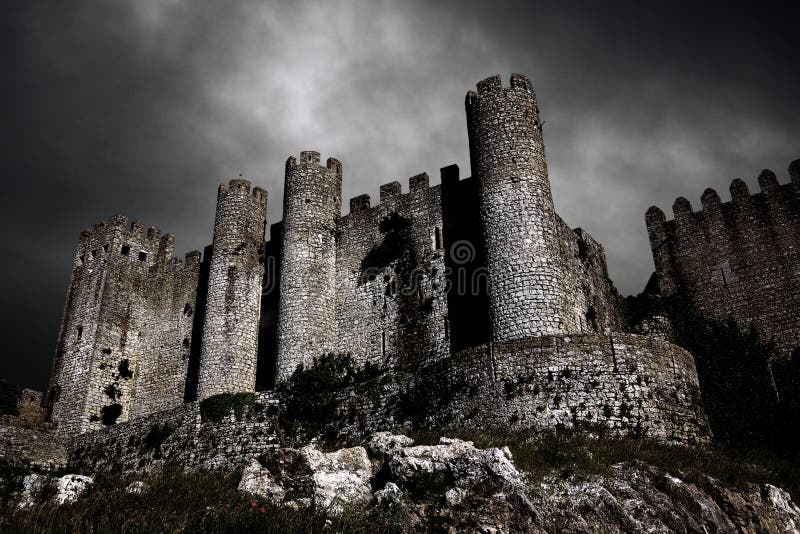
[646,162,800,360]
[335,173,449,369]
[466,74,568,340]
[275,153,342,380]
[198,180,267,399]
[417,334,710,445]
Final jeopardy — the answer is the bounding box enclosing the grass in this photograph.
[407,428,800,500]
[1,468,388,534]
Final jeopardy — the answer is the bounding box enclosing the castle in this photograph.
[45,74,711,445]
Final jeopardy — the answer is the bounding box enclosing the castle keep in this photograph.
[646,162,800,362]
[46,74,710,445]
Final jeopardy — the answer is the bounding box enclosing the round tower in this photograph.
[197,179,267,400]
[275,152,342,381]
[466,73,565,341]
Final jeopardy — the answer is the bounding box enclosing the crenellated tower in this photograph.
[465,73,567,341]
[275,152,342,381]
[197,179,267,399]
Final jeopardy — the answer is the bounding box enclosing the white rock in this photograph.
[54,474,93,505]
[389,437,475,482]
[237,460,285,503]
[125,480,148,495]
[18,473,50,509]
[300,445,373,513]
[445,486,468,506]
[367,432,414,456]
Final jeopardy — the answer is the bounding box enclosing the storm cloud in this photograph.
[2,0,798,389]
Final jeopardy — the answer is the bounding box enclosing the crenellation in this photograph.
[349,194,371,213]
[379,181,402,202]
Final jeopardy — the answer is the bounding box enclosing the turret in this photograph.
[465,73,566,340]
[197,179,267,400]
[275,152,342,381]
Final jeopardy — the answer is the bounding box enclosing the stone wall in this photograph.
[646,161,800,360]
[415,334,710,445]
[335,173,449,370]
[69,393,281,474]
[0,415,67,467]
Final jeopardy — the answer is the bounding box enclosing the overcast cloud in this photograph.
[2,0,798,389]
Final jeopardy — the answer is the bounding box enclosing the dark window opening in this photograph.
[103,244,109,253]
[138,251,147,262]
[434,227,443,250]
[121,245,131,256]
[305,198,311,204]
[79,254,85,264]
[720,268,728,286]
[183,303,193,317]
[91,250,98,258]
[444,317,450,339]
[100,403,123,425]
[76,326,83,342]
[382,331,386,356]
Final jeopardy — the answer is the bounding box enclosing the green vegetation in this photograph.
[1,468,380,534]
[276,353,387,445]
[623,293,792,451]
[199,392,258,423]
[408,428,800,501]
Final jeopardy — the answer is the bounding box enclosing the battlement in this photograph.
[285,152,343,178]
[217,178,268,205]
[469,73,533,99]
[647,160,799,236]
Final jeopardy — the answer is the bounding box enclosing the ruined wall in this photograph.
[49,216,200,435]
[646,161,800,359]
[466,73,568,340]
[198,180,267,399]
[335,173,449,369]
[417,334,711,445]
[275,153,342,381]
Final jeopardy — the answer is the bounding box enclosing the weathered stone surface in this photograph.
[237,460,285,503]
[125,480,148,495]
[54,474,93,505]
[300,445,373,511]
[18,473,49,509]
[366,431,414,456]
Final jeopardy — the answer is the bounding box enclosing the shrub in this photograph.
[199,392,258,423]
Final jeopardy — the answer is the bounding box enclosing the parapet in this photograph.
[349,194,371,213]
[790,159,800,184]
[758,169,779,193]
[285,152,342,178]
[380,181,402,202]
[409,172,430,193]
[217,178,268,207]
[470,73,534,99]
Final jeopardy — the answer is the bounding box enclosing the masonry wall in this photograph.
[417,334,711,445]
[335,173,450,369]
[646,161,800,360]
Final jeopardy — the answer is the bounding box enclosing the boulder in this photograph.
[366,432,414,456]
[237,459,285,503]
[300,445,373,512]
[54,474,93,505]
[18,473,50,509]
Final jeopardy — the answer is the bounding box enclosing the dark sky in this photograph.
[2,1,798,391]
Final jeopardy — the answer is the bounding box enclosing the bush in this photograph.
[199,392,258,423]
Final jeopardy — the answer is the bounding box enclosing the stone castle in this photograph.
[44,74,719,445]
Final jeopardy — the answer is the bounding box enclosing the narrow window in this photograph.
[382,331,386,356]
[434,227,443,250]
[720,268,727,286]
[91,250,98,259]
[444,317,450,339]
[76,326,83,342]
[138,251,147,262]
[121,245,130,256]
[79,254,85,264]
[103,244,109,253]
